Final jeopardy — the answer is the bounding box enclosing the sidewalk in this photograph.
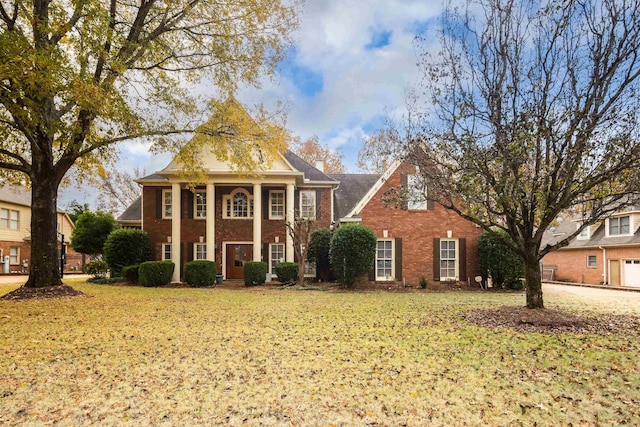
[0,273,90,285]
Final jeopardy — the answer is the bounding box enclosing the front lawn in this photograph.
[1,281,639,425]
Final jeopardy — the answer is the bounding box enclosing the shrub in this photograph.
[139,261,174,287]
[184,260,217,287]
[122,265,140,284]
[330,224,377,287]
[84,260,108,278]
[244,261,268,286]
[103,228,152,277]
[274,262,298,283]
[308,228,332,281]
[420,277,428,289]
[478,229,525,289]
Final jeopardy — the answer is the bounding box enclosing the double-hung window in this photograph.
[0,209,18,229]
[0,209,8,228]
[162,243,172,261]
[376,240,394,280]
[163,190,172,219]
[270,243,284,275]
[9,247,18,264]
[194,243,207,260]
[300,191,316,220]
[407,174,428,210]
[195,191,206,218]
[587,255,597,268]
[270,190,285,219]
[440,239,457,280]
[609,216,630,236]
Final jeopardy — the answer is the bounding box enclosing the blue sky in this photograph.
[60,0,444,209]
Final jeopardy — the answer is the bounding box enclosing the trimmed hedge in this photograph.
[84,260,108,278]
[274,262,298,283]
[103,228,152,277]
[122,264,140,284]
[184,260,217,287]
[139,261,175,287]
[244,261,268,286]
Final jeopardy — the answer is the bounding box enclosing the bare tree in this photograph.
[357,128,400,173]
[410,0,640,308]
[96,167,144,217]
[286,216,319,286]
[291,136,345,173]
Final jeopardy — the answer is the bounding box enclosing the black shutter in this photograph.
[426,186,435,211]
[187,191,194,219]
[400,174,408,210]
[263,189,269,220]
[433,238,440,281]
[156,189,162,219]
[316,190,322,220]
[369,265,375,282]
[458,238,466,281]
[263,243,269,264]
[187,242,193,261]
[395,238,402,280]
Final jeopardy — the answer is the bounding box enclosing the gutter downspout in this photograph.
[599,246,607,284]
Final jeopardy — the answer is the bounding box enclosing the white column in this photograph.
[253,183,262,261]
[206,183,215,263]
[171,183,181,282]
[286,183,295,262]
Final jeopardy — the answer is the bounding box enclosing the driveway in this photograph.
[543,282,640,313]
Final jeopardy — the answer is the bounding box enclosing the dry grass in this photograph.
[1,280,639,426]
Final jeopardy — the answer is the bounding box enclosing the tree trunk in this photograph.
[24,170,63,288]
[524,257,544,309]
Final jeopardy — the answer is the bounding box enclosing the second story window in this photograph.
[609,216,630,236]
[300,190,316,220]
[270,190,285,219]
[223,189,254,219]
[195,191,206,218]
[407,174,428,210]
[163,190,172,219]
[0,208,19,229]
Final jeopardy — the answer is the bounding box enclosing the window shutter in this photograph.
[426,186,435,210]
[156,189,162,219]
[263,189,269,220]
[187,191,194,219]
[458,238,466,280]
[400,174,408,210]
[294,189,300,217]
[394,238,402,280]
[263,243,269,264]
[316,190,322,220]
[433,238,440,280]
[187,242,194,261]
[369,263,375,282]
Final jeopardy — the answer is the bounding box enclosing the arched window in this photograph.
[223,189,254,218]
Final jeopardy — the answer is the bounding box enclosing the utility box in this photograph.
[3,255,9,274]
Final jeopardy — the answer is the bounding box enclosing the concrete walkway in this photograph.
[0,274,90,285]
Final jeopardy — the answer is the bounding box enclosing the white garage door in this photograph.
[624,260,640,287]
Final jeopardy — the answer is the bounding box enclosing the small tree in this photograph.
[103,229,152,277]
[65,200,90,223]
[70,211,119,258]
[286,217,320,285]
[308,228,332,281]
[330,224,377,288]
[478,230,525,289]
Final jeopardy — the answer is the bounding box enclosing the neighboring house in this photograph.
[0,184,81,273]
[123,147,483,285]
[541,208,640,287]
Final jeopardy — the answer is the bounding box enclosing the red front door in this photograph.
[226,244,253,279]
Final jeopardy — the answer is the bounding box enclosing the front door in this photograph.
[226,244,253,279]
[610,260,620,286]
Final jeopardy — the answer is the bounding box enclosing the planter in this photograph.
[215,274,224,285]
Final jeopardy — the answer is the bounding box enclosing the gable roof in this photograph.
[283,151,337,183]
[0,183,70,215]
[542,212,640,250]
[341,160,402,219]
[329,173,381,221]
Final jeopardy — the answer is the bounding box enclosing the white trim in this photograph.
[577,222,590,240]
[345,159,402,218]
[606,215,632,237]
[222,188,254,219]
[439,238,459,281]
[299,190,316,220]
[162,189,173,219]
[586,254,597,268]
[194,242,207,260]
[221,241,253,279]
[269,243,285,275]
[269,190,285,220]
[194,190,207,219]
[375,239,395,281]
[9,246,19,265]
[407,174,429,211]
[161,243,172,261]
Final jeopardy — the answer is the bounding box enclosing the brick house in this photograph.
[122,151,483,285]
[0,184,82,273]
[541,208,640,287]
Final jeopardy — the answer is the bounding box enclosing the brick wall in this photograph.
[143,184,333,274]
[360,162,483,286]
[543,246,640,285]
[0,240,30,272]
